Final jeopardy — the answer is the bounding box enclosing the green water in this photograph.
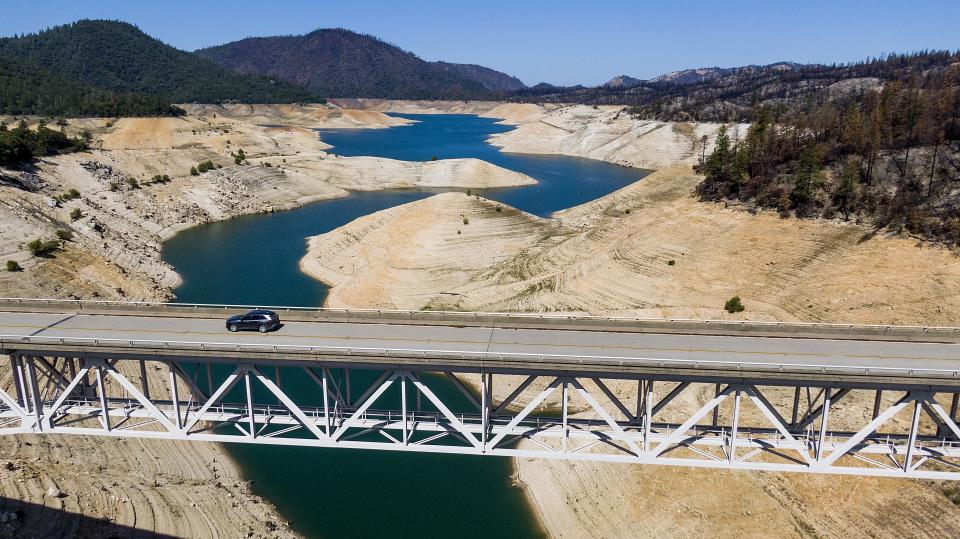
[162,114,649,538]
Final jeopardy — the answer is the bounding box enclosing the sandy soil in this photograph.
[0,109,536,300]
[180,102,414,129]
[300,163,960,538]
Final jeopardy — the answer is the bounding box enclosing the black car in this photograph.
[226,309,281,333]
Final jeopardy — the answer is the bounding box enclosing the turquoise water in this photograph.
[162,114,649,538]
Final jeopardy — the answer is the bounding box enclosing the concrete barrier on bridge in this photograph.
[0,298,958,344]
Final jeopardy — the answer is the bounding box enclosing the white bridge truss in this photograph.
[4,353,960,479]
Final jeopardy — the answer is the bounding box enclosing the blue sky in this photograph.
[2,0,959,86]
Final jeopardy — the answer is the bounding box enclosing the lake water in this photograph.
[162,114,648,538]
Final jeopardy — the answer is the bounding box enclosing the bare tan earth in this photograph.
[0,109,537,299]
[301,164,960,538]
[180,102,414,129]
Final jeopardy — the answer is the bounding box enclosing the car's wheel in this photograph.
[259,324,268,333]
[229,324,238,332]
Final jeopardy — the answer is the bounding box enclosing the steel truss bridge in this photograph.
[2,299,960,479]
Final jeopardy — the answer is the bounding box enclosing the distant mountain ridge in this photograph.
[431,61,527,92]
[0,20,322,106]
[197,28,524,99]
[602,75,643,89]
[511,53,960,122]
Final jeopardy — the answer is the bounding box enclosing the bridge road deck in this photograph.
[1,302,959,387]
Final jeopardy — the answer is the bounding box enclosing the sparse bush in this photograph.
[463,218,469,225]
[69,208,83,220]
[197,160,215,173]
[431,155,438,161]
[190,166,199,176]
[264,162,272,167]
[495,206,502,213]
[59,189,80,201]
[152,175,162,183]
[624,208,631,214]
[724,296,745,313]
[27,239,59,256]
[667,260,675,266]
[55,229,73,241]
[127,177,139,189]
[6,260,21,272]
[162,174,170,182]
[108,181,120,192]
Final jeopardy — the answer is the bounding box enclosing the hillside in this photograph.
[510,53,960,123]
[197,28,515,99]
[0,20,322,104]
[0,56,183,117]
[431,61,527,91]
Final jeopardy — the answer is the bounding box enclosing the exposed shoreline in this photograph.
[0,102,539,536]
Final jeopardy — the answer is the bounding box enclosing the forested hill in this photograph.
[0,56,184,117]
[0,20,322,105]
[430,62,527,92]
[696,52,960,246]
[197,28,520,99]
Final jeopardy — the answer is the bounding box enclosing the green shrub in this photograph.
[55,229,73,241]
[463,218,469,225]
[495,206,502,213]
[197,160,215,173]
[190,166,199,176]
[27,239,59,256]
[152,175,162,183]
[69,208,83,220]
[6,260,21,272]
[127,177,139,189]
[162,174,170,182]
[108,181,120,192]
[59,189,80,201]
[724,296,745,313]
[667,260,675,266]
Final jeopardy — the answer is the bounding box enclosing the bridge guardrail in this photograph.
[0,297,958,343]
[3,333,960,384]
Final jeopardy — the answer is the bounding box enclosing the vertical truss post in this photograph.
[139,360,150,399]
[643,380,653,452]
[26,357,45,430]
[244,369,255,439]
[905,399,922,471]
[345,369,352,406]
[169,363,182,430]
[791,386,801,426]
[15,356,31,413]
[481,371,490,450]
[713,384,722,427]
[206,363,214,397]
[873,389,883,420]
[401,374,409,446]
[636,379,643,427]
[8,355,25,410]
[729,388,742,462]
[561,379,569,454]
[816,388,832,461]
[322,367,331,436]
[95,363,110,432]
